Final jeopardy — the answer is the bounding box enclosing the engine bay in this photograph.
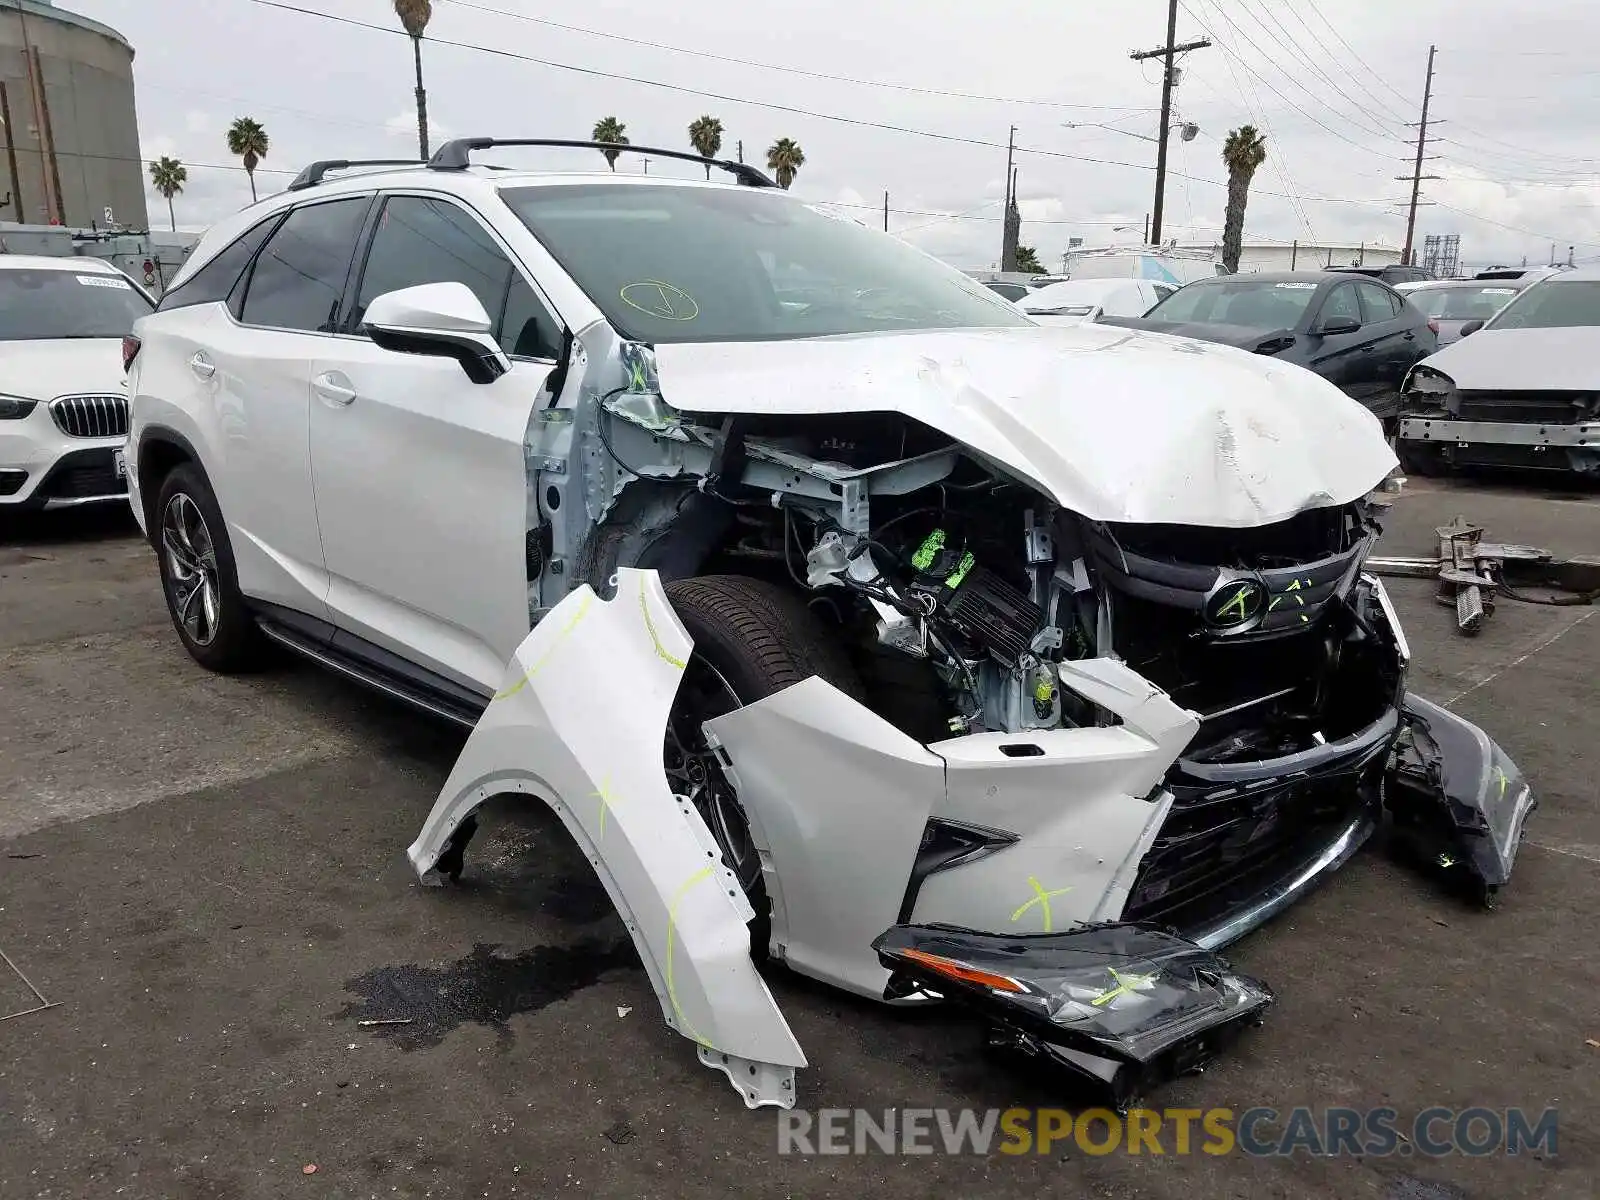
[573,392,1404,762]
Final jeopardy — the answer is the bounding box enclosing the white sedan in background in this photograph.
[1017,277,1174,326]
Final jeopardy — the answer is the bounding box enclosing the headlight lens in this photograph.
[0,393,38,420]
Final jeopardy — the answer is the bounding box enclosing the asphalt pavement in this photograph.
[1,474,1596,1199]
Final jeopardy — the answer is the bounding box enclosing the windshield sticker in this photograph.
[1273,282,1317,290]
[1481,287,1516,295]
[620,280,699,321]
[77,275,132,290]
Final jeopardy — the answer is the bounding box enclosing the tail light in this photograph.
[1427,319,1440,335]
[122,335,142,372]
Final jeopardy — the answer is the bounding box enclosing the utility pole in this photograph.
[1131,0,1209,248]
[883,190,889,232]
[1000,125,1018,271]
[736,140,743,164]
[1399,45,1438,268]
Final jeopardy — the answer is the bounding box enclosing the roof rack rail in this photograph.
[287,159,426,192]
[426,138,777,188]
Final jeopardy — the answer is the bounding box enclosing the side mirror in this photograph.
[1458,319,1485,337]
[1317,314,1362,336]
[361,282,511,385]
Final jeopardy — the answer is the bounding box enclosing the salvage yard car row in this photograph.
[99,140,1543,1110]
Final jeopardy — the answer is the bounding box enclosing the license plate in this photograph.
[112,448,126,479]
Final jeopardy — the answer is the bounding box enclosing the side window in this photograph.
[1356,281,1400,323]
[1152,283,1176,302]
[351,195,561,356]
[501,275,563,359]
[238,197,370,333]
[156,215,282,312]
[1318,283,1361,325]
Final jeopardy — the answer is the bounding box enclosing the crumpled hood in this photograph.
[653,324,1396,528]
[1419,327,1600,392]
[0,338,128,402]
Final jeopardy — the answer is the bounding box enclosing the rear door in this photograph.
[308,192,566,694]
[1355,281,1419,419]
[198,195,372,620]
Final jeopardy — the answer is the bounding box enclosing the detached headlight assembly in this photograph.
[0,394,38,420]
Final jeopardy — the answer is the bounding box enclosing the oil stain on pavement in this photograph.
[336,939,637,1049]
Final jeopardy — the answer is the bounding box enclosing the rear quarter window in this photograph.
[157,214,285,313]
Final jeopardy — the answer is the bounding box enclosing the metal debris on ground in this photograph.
[0,946,57,1024]
[357,1017,414,1027]
[1367,516,1600,636]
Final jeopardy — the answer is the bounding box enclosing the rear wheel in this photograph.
[154,464,267,672]
[662,576,865,946]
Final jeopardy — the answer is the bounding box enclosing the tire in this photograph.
[665,575,865,706]
[663,576,866,953]
[153,463,267,672]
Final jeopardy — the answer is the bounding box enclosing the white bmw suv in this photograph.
[1,255,153,511]
[126,139,1530,1105]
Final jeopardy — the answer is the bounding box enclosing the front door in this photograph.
[1306,282,1381,406]
[308,193,565,694]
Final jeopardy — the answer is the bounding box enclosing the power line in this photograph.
[1301,1,1417,111]
[246,0,1170,175]
[1278,3,1413,126]
[445,0,1155,114]
[1177,1,1407,164]
[1232,0,1405,141]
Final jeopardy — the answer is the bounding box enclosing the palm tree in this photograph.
[687,115,724,178]
[394,0,434,159]
[226,117,270,202]
[766,137,805,190]
[148,157,187,231]
[592,117,628,171]
[1220,125,1268,275]
[1014,245,1046,274]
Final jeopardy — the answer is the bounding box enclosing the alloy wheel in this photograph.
[161,492,222,647]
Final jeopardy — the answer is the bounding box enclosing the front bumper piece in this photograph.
[874,923,1273,1109]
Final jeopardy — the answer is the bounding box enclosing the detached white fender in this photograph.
[406,568,806,1110]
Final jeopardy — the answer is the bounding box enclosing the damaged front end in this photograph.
[412,328,1537,1110]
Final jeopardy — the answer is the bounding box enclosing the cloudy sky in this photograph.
[72,0,1600,270]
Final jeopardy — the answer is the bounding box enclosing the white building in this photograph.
[1177,241,1402,273]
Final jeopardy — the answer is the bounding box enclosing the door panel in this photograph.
[203,313,329,617]
[1306,283,1378,401]
[1355,282,1411,418]
[308,344,548,693]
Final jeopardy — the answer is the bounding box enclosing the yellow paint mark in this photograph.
[1493,764,1509,800]
[592,775,617,841]
[494,592,595,700]
[1009,876,1073,933]
[639,576,687,669]
[665,865,717,1048]
[1090,967,1160,1007]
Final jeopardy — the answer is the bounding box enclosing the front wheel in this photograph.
[662,576,865,946]
[154,464,267,672]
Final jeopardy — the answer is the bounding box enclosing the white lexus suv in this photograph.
[1,255,153,511]
[126,139,1532,1108]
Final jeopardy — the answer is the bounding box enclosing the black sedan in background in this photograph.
[1100,271,1438,428]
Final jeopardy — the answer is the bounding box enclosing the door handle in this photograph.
[189,352,216,380]
[1403,331,1417,340]
[313,372,357,406]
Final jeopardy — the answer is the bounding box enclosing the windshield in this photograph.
[0,268,153,340]
[1143,278,1319,327]
[1487,280,1600,330]
[1411,284,1519,321]
[500,184,1029,343]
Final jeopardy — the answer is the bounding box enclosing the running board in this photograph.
[256,619,486,728]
